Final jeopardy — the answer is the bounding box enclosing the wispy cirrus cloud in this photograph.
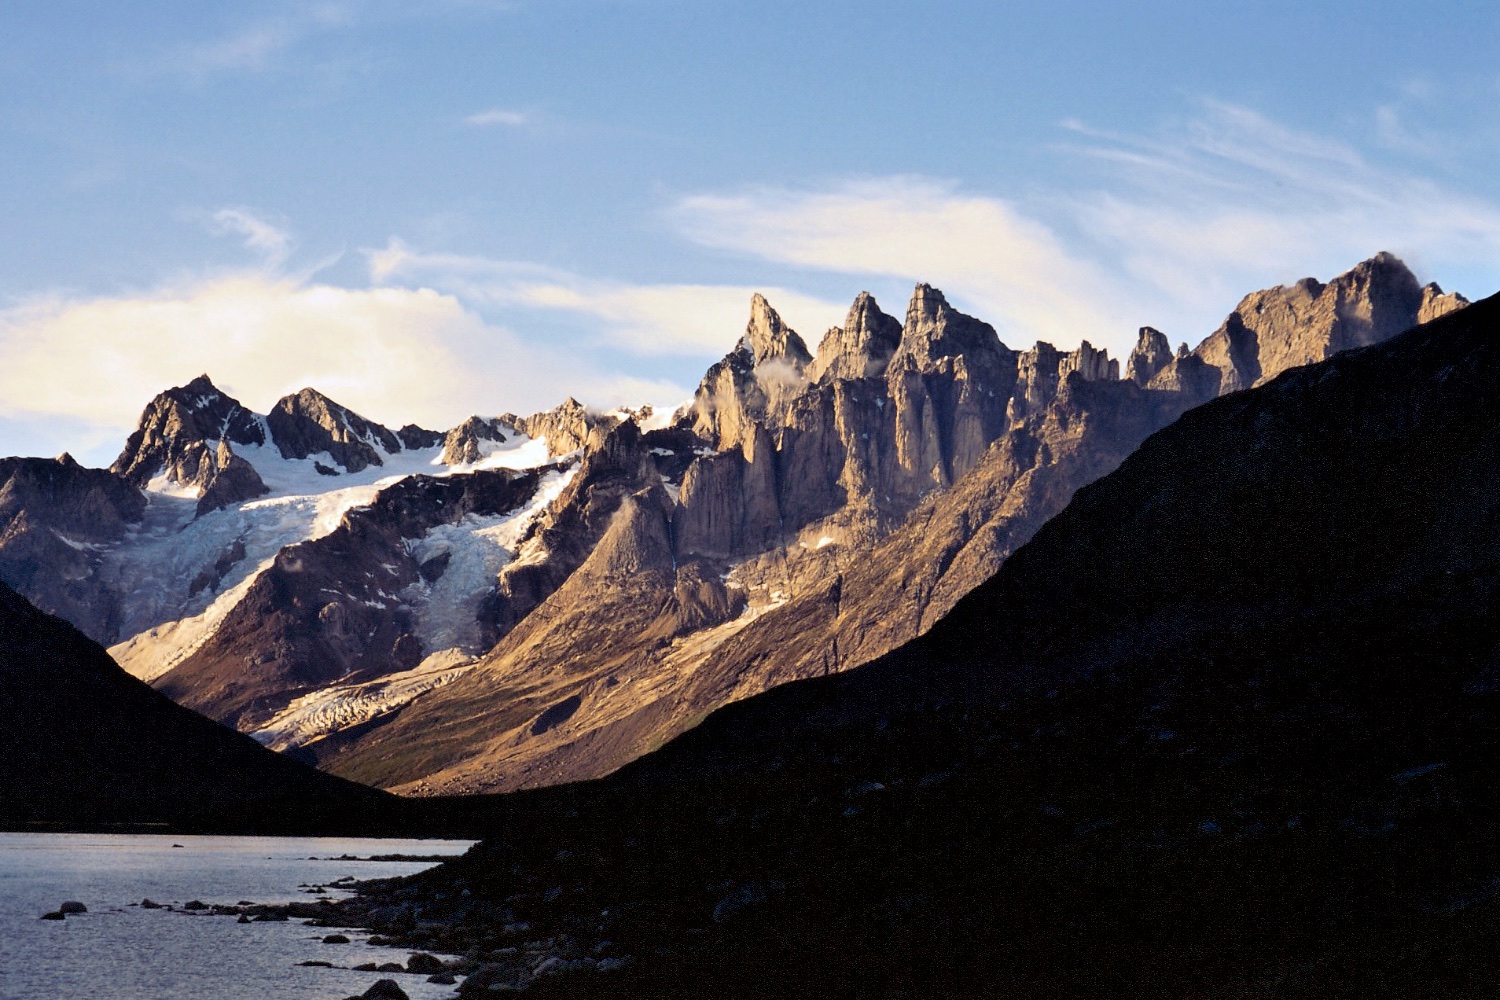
[1056,100,1500,315]
[668,101,1500,357]
[209,207,294,270]
[465,108,530,127]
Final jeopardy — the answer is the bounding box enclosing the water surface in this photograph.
[0,833,474,1000]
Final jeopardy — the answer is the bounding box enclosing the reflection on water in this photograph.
[0,833,474,1000]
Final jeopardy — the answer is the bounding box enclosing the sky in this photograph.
[3,1,1500,464]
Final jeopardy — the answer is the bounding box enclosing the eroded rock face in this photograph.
[690,296,814,453]
[112,375,273,518]
[112,375,267,490]
[1189,252,1463,393]
[512,398,607,458]
[808,292,904,383]
[265,388,403,473]
[482,421,665,640]
[196,439,271,516]
[441,417,517,466]
[0,455,145,643]
[1125,327,1173,386]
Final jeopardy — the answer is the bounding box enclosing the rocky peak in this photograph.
[1060,340,1119,383]
[1191,252,1433,393]
[689,296,813,450]
[441,416,515,466]
[1009,340,1119,423]
[1125,327,1174,386]
[513,397,608,457]
[739,294,813,371]
[892,284,1013,382]
[195,439,269,517]
[397,424,445,451]
[1418,281,1470,324]
[111,375,265,489]
[265,388,401,473]
[808,292,904,383]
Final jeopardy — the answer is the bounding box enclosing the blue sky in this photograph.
[3,1,1500,463]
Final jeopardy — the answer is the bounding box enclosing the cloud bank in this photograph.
[0,272,686,447]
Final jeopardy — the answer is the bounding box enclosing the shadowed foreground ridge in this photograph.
[0,581,404,833]
[342,291,1500,996]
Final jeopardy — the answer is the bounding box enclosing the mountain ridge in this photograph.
[0,251,1469,801]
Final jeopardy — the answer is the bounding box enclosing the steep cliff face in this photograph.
[112,375,272,515]
[441,416,518,466]
[1125,326,1173,385]
[513,397,611,457]
[690,295,814,453]
[265,387,407,473]
[806,292,904,382]
[480,421,672,640]
[676,286,1032,563]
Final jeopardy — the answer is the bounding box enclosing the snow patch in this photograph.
[402,467,576,654]
[437,430,554,473]
[145,472,203,500]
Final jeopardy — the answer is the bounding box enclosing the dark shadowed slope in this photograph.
[0,580,403,833]
[343,292,1500,996]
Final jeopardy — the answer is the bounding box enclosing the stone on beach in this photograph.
[360,980,410,1000]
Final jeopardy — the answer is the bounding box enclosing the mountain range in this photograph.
[5,250,1499,992]
[334,280,1500,997]
[0,252,1466,802]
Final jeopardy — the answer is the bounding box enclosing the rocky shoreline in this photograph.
[320,871,630,997]
[143,868,623,998]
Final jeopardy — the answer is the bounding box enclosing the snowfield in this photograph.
[107,426,566,685]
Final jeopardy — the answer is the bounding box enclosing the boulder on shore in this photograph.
[361,980,410,1000]
[406,953,444,975]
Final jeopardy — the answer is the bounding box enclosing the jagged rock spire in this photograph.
[1126,327,1173,386]
[739,294,812,370]
[809,292,903,382]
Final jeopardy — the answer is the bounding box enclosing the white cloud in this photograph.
[210,207,293,269]
[0,273,685,442]
[367,239,847,356]
[465,108,529,127]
